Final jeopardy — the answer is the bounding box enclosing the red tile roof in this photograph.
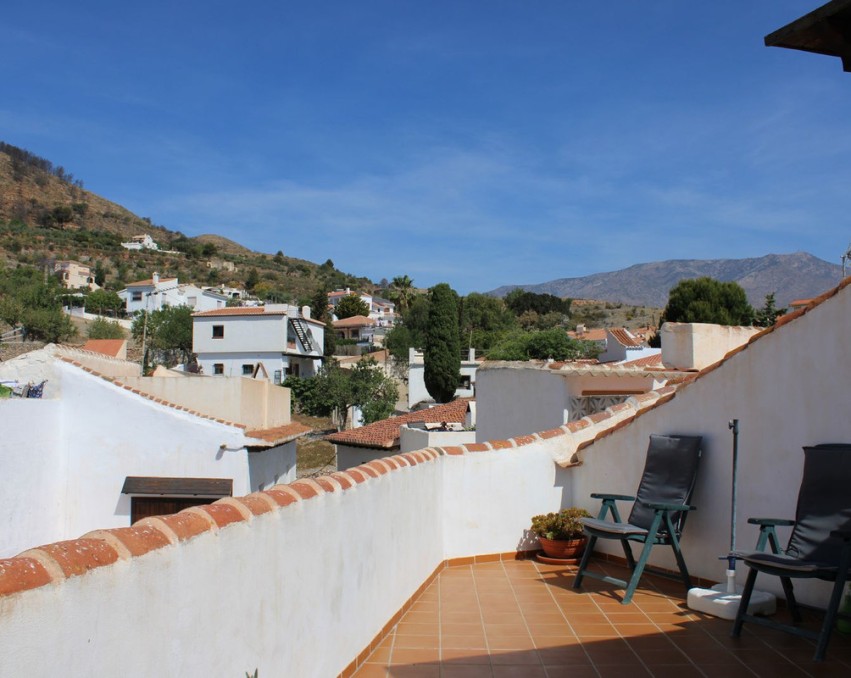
[332,315,376,328]
[125,277,177,287]
[245,422,313,445]
[608,328,642,347]
[81,339,126,358]
[620,353,663,368]
[326,399,472,449]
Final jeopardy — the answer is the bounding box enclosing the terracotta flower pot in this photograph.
[538,536,588,562]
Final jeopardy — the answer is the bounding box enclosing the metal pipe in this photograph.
[727,419,739,571]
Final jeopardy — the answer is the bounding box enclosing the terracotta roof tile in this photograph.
[332,315,376,328]
[326,399,472,449]
[620,353,663,368]
[608,328,642,347]
[80,339,126,358]
[245,422,312,446]
[125,277,177,287]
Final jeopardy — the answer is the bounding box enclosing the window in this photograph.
[242,364,253,376]
[213,363,224,375]
[131,291,142,302]
[212,325,224,339]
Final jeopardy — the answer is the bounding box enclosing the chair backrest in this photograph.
[627,434,703,532]
[786,444,851,563]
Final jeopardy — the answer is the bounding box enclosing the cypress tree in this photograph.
[424,283,461,403]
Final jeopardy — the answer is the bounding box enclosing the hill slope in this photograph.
[489,253,843,308]
[0,141,371,301]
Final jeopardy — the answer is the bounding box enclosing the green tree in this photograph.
[458,293,516,350]
[20,307,76,342]
[288,358,397,429]
[132,305,193,368]
[334,293,370,319]
[310,286,330,322]
[390,275,415,314]
[84,289,123,316]
[486,329,596,361]
[504,289,572,317]
[754,293,786,327]
[245,268,260,292]
[93,261,107,287]
[662,277,755,326]
[87,317,125,340]
[323,316,337,357]
[424,283,461,403]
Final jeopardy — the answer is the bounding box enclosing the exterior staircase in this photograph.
[288,318,315,353]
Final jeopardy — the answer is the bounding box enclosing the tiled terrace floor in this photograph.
[352,558,851,678]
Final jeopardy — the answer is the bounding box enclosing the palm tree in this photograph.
[391,275,414,314]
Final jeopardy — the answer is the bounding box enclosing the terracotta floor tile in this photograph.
[389,648,441,665]
[352,664,390,677]
[344,560,845,677]
[439,666,494,678]
[393,635,440,649]
[488,648,542,665]
[439,648,491,664]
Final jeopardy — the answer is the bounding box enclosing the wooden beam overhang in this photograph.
[765,0,851,71]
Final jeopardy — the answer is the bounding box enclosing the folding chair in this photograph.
[573,434,703,604]
[732,444,851,661]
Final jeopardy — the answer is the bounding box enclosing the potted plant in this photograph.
[530,507,592,561]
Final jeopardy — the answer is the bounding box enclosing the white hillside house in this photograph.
[118,272,228,315]
[193,304,324,383]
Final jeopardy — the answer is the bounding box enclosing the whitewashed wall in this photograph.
[0,285,849,676]
[0,400,65,557]
[0,362,294,558]
[476,366,569,442]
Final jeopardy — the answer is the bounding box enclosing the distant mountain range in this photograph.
[488,253,845,308]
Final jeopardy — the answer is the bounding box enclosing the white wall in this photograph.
[475,366,569,442]
[1,284,850,676]
[0,361,291,558]
[400,427,476,453]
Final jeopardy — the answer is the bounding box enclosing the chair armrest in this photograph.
[590,493,635,502]
[640,501,694,512]
[748,518,795,527]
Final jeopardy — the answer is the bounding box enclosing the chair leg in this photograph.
[622,539,655,604]
[813,575,847,662]
[669,532,693,593]
[731,567,758,637]
[621,539,636,571]
[572,535,597,590]
[780,576,801,623]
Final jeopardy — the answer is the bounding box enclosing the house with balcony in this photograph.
[407,347,481,408]
[118,272,228,315]
[192,304,324,382]
[53,260,99,290]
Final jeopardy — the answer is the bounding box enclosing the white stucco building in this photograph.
[193,304,324,383]
[0,344,309,559]
[408,347,480,408]
[118,272,228,315]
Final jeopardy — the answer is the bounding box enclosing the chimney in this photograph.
[152,272,159,285]
[301,305,311,319]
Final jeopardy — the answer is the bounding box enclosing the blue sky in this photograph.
[3,2,849,293]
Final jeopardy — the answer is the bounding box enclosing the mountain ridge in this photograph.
[488,253,844,308]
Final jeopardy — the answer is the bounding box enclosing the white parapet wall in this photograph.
[0,282,850,676]
[661,322,762,371]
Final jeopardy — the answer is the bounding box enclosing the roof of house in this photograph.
[80,339,126,358]
[125,277,177,288]
[619,353,664,368]
[333,315,376,328]
[607,328,642,347]
[568,328,608,342]
[193,307,325,327]
[326,398,472,449]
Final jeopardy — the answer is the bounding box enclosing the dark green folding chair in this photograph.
[732,444,851,662]
[572,434,703,604]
